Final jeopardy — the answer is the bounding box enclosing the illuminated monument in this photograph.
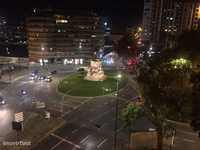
[85,59,107,81]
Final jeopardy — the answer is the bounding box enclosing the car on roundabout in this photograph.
[38,75,46,80]
[21,90,27,95]
[0,96,6,105]
[45,76,52,82]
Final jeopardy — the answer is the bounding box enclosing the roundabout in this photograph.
[58,72,126,97]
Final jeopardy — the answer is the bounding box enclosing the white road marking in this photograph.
[72,128,79,134]
[80,135,90,143]
[97,138,108,148]
[176,129,197,136]
[183,138,196,143]
[50,140,63,150]
[50,133,81,149]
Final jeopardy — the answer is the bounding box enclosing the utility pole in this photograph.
[114,74,121,150]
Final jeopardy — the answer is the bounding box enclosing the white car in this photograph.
[29,73,38,80]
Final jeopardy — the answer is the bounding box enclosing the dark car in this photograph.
[0,96,6,105]
[50,70,57,75]
[33,70,39,75]
[21,90,27,95]
[38,76,46,80]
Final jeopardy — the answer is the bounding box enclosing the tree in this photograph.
[176,30,200,68]
[190,71,200,133]
[138,49,193,149]
[138,48,193,120]
[121,103,143,127]
[121,103,174,150]
[115,29,139,70]
[121,103,143,147]
[145,105,175,150]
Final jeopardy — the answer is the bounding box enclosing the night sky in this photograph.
[0,0,143,31]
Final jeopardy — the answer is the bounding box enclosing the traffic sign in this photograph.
[14,112,24,122]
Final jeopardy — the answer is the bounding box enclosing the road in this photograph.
[1,64,199,150]
[167,121,200,150]
[0,64,134,150]
[0,64,77,141]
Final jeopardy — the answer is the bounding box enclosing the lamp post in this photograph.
[114,73,122,150]
[41,47,45,66]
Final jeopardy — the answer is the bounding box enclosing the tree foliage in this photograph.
[121,103,143,127]
[115,30,138,60]
[190,71,200,131]
[176,30,200,66]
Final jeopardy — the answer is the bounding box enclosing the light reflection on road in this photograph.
[0,106,14,139]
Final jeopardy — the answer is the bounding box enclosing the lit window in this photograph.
[80,59,83,64]
[91,35,96,38]
[56,20,68,24]
[75,59,79,65]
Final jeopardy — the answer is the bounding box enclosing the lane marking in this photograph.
[50,140,63,150]
[97,138,108,148]
[176,129,197,136]
[80,135,90,143]
[183,138,196,143]
[50,133,81,149]
[72,128,79,134]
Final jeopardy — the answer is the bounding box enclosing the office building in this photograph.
[26,9,104,65]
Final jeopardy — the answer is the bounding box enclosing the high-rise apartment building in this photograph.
[192,0,200,30]
[0,16,27,57]
[26,9,104,64]
[143,0,198,48]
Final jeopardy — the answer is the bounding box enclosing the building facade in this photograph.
[26,9,104,65]
[192,0,200,30]
[0,16,27,57]
[142,0,199,49]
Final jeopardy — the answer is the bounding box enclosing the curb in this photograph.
[57,73,129,99]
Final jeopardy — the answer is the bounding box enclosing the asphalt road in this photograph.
[1,64,199,150]
[33,96,129,150]
[0,64,131,150]
[0,64,77,142]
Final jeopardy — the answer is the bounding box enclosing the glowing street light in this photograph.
[117,74,122,79]
[41,46,45,66]
[138,27,143,32]
[41,47,45,51]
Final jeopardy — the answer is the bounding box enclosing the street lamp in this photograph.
[114,73,122,150]
[41,47,45,66]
